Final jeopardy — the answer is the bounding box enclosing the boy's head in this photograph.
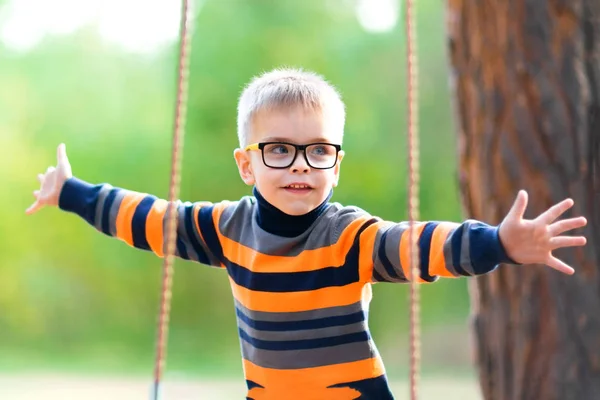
[233,68,346,216]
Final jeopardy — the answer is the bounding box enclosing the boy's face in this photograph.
[234,106,344,216]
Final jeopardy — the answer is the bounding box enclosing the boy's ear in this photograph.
[332,150,344,187]
[233,148,255,186]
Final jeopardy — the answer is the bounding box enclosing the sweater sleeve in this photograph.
[58,177,225,267]
[360,219,516,283]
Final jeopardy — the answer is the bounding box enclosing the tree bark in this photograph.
[446,0,600,399]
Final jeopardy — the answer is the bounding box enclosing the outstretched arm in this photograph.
[367,219,511,283]
[58,178,224,266]
[26,143,224,267]
[364,191,587,283]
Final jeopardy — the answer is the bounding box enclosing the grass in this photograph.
[0,373,483,399]
[0,325,482,398]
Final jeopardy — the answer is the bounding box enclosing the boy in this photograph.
[27,68,587,399]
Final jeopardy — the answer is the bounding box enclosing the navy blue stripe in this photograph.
[183,204,211,265]
[236,308,364,331]
[176,237,189,260]
[226,218,378,292]
[418,222,438,282]
[131,196,154,250]
[239,328,370,351]
[450,224,471,276]
[58,178,101,227]
[328,375,394,399]
[100,189,118,235]
[226,260,359,292]
[378,229,403,280]
[468,223,504,274]
[246,380,263,390]
[372,268,386,282]
[197,205,223,262]
[245,379,263,400]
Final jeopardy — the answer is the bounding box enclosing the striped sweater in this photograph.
[58,177,513,399]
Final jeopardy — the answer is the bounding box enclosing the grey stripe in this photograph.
[443,227,459,276]
[219,197,299,256]
[237,319,367,342]
[108,189,127,236]
[240,339,376,370]
[459,221,475,275]
[372,264,405,283]
[218,197,366,256]
[235,299,363,322]
[372,228,395,283]
[386,222,410,282]
[93,184,114,231]
[173,202,199,262]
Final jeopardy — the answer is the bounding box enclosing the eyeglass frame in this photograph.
[244,141,342,170]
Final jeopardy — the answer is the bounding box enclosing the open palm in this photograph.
[498,190,587,275]
[26,143,72,215]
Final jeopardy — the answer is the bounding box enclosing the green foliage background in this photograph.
[1,0,479,381]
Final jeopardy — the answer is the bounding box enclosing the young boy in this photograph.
[27,68,587,399]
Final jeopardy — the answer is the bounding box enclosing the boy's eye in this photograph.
[309,145,333,156]
[266,144,291,155]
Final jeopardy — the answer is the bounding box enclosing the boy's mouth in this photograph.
[282,184,314,194]
[283,184,313,189]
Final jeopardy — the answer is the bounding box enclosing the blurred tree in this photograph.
[446,0,600,399]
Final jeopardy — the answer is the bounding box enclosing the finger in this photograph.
[33,190,40,198]
[537,198,574,224]
[37,173,44,184]
[57,143,68,165]
[548,217,587,236]
[46,166,55,175]
[549,236,587,249]
[25,200,42,215]
[546,255,575,275]
[507,190,528,220]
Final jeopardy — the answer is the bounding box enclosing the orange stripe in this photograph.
[145,199,168,257]
[215,216,367,272]
[229,277,366,313]
[357,221,381,282]
[211,200,230,228]
[115,192,146,246]
[399,222,427,282]
[243,357,385,389]
[217,215,374,273]
[428,222,459,278]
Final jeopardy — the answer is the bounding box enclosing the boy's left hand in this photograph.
[498,190,587,275]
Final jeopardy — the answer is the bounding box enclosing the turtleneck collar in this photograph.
[253,186,332,237]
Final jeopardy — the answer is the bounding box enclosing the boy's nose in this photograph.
[290,151,310,173]
[291,165,310,173]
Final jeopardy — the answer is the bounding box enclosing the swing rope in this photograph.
[151,0,192,398]
[404,0,421,398]
[151,1,422,399]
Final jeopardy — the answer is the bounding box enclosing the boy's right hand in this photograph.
[26,143,73,215]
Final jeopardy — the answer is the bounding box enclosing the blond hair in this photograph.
[236,67,346,147]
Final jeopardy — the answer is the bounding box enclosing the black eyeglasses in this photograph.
[244,141,341,169]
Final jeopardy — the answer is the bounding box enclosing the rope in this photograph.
[404,0,421,398]
[151,1,192,398]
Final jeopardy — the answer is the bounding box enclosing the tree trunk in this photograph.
[445,0,600,399]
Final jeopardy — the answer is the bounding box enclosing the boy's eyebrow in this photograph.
[261,136,334,143]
